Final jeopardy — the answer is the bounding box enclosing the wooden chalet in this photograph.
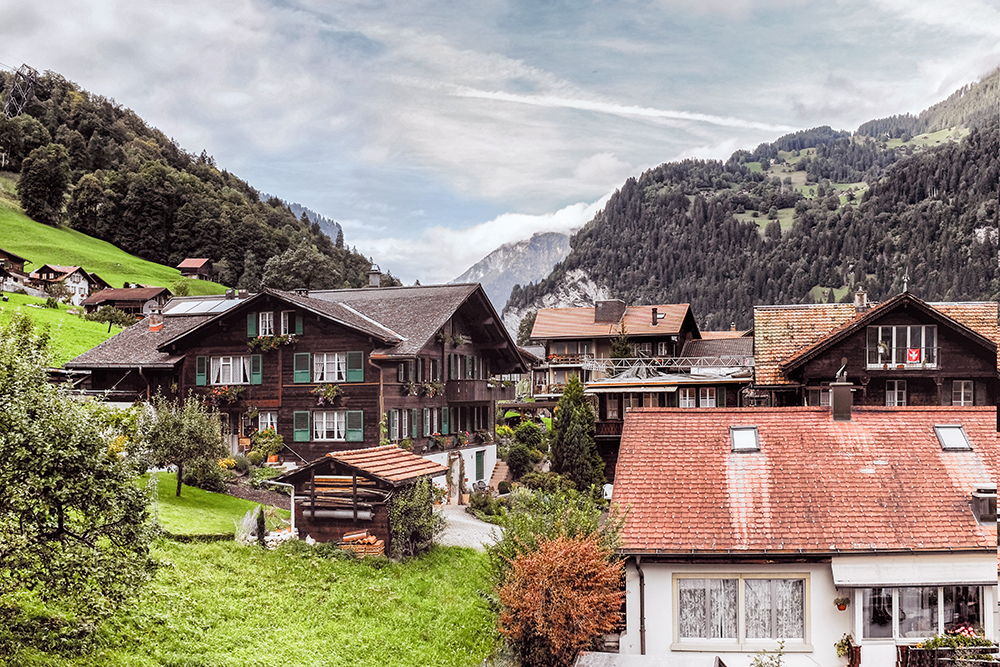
[28,264,109,305]
[0,247,29,287]
[66,281,525,495]
[274,445,447,547]
[177,258,214,280]
[753,290,999,408]
[81,286,172,317]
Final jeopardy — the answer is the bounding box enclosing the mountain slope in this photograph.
[504,70,999,331]
[451,232,571,310]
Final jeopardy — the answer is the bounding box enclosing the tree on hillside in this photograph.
[261,239,341,291]
[19,143,70,225]
[147,393,228,497]
[498,534,625,667]
[517,311,537,346]
[610,322,631,359]
[548,376,603,490]
[0,312,157,654]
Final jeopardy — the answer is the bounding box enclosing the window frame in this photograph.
[679,387,696,408]
[210,354,260,385]
[885,379,906,407]
[952,380,973,406]
[860,585,985,642]
[259,311,274,336]
[700,387,717,408]
[258,411,278,432]
[314,352,348,383]
[672,573,811,652]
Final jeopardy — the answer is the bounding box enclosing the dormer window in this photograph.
[972,483,996,523]
[730,426,759,452]
[867,325,937,368]
[933,425,972,451]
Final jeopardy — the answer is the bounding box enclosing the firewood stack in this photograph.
[339,529,385,557]
[301,475,390,513]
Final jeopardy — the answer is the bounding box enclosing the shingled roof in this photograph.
[81,286,171,307]
[532,303,695,340]
[614,406,998,555]
[275,445,447,487]
[65,315,209,369]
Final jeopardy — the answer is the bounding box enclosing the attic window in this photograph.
[730,426,759,452]
[972,483,996,523]
[933,425,972,451]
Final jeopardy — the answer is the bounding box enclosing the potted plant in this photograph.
[401,379,418,396]
[311,383,341,406]
[835,633,853,658]
[834,596,850,611]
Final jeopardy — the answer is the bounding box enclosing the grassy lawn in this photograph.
[809,284,850,304]
[146,472,290,535]
[0,292,123,365]
[18,542,498,667]
[736,208,795,235]
[886,126,969,149]
[0,185,226,297]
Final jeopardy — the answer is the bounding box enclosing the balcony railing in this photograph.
[544,353,591,365]
[866,346,939,369]
[445,379,515,402]
[582,355,754,375]
[596,421,623,437]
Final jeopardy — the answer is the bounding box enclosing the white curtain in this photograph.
[679,579,737,639]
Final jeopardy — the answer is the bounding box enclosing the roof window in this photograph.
[972,483,996,523]
[933,425,972,451]
[730,426,759,452]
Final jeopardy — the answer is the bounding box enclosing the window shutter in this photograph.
[397,363,404,383]
[293,411,310,442]
[295,314,303,335]
[441,406,449,434]
[250,354,263,385]
[346,351,364,382]
[388,410,398,440]
[247,312,257,337]
[423,408,430,437]
[346,410,364,441]
[293,353,311,383]
[195,356,207,386]
[410,409,418,438]
[475,450,484,481]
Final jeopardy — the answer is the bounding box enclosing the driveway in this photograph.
[437,505,501,551]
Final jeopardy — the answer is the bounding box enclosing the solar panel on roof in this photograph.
[163,301,198,314]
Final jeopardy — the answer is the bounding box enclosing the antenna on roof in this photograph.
[902,269,909,293]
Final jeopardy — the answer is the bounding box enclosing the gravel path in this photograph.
[437,505,501,551]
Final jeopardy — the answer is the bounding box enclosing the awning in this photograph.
[587,385,677,394]
[831,553,996,587]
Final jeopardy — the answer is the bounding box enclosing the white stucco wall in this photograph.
[424,443,497,500]
[620,558,998,667]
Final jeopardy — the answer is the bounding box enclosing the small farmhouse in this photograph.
[81,286,172,317]
[612,404,998,666]
[176,258,214,280]
[29,264,110,305]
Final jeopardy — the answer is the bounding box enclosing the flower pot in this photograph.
[267,455,278,463]
[837,603,847,611]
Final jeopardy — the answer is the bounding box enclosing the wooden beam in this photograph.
[352,472,358,522]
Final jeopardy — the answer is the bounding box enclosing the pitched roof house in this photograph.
[80,286,172,317]
[176,258,214,280]
[753,291,999,409]
[612,405,998,666]
[28,264,109,305]
[66,282,524,501]
[0,247,29,285]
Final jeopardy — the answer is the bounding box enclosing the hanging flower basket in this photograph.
[248,333,297,352]
[311,383,342,406]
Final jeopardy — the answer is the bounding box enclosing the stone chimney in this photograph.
[367,264,381,288]
[148,308,164,332]
[294,287,308,297]
[854,289,869,314]
[651,307,658,326]
[594,299,626,324]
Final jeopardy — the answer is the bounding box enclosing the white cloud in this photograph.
[869,0,1000,38]
[354,194,612,285]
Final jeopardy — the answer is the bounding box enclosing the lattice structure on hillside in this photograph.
[3,64,40,119]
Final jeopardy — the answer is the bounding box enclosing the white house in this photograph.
[612,404,998,667]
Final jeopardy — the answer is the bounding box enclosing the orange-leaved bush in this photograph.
[497,534,624,667]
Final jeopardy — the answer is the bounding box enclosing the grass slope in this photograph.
[0,293,123,365]
[0,178,226,296]
[147,472,290,535]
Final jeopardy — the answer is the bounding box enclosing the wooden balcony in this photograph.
[445,379,515,402]
[596,421,623,437]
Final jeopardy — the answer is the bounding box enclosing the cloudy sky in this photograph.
[2,1,999,284]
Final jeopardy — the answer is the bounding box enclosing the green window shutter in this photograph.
[346,410,364,442]
[293,411,310,442]
[475,450,484,481]
[346,351,364,382]
[293,352,311,383]
[397,363,405,383]
[250,354,263,385]
[441,406,449,434]
[410,409,418,438]
[295,314,303,335]
[195,356,207,386]
[388,410,398,440]
[247,312,257,337]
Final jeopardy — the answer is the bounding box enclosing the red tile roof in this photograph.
[532,304,692,339]
[753,304,857,385]
[327,445,448,484]
[177,258,211,269]
[613,406,998,555]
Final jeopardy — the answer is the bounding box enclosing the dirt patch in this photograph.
[225,480,291,511]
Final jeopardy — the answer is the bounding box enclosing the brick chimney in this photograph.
[148,308,164,332]
[594,299,626,323]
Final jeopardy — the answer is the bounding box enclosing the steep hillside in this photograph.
[0,70,393,290]
[451,232,571,310]
[505,70,999,331]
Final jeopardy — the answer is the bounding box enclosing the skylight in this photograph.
[730,426,759,452]
[934,425,972,451]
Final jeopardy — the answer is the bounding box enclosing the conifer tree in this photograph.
[549,376,603,490]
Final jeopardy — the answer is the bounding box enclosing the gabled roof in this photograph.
[613,406,998,555]
[177,258,212,269]
[753,303,857,386]
[531,303,695,340]
[81,287,171,306]
[0,247,28,265]
[65,315,208,369]
[275,445,447,487]
[681,337,753,358]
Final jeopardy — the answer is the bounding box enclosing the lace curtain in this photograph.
[745,579,804,639]
[678,579,737,639]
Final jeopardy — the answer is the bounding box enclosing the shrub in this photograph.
[247,450,264,466]
[497,480,512,495]
[506,441,533,480]
[231,453,251,474]
[388,478,445,559]
[514,421,543,449]
[469,489,506,517]
[84,305,136,327]
[44,297,59,309]
[521,471,575,493]
[248,466,283,489]
[498,534,625,667]
[182,458,227,493]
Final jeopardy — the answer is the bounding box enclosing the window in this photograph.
[315,353,347,382]
[210,355,262,385]
[730,426,759,452]
[637,342,652,357]
[862,586,984,640]
[679,388,696,408]
[885,380,906,406]
[700,387,716,408]
[314,411,346,440]
[867,325,937,366]
[280,311,299,336]
[606,396,620,420]
[430,358,441,381]
[807,388,831,407]
[657,342,671,356]
[259,311,274,336]
[676,575,806,647]
[643,392,657,408]
[258,412,277,432]
[952,381,973,406]
[934,425,972,451]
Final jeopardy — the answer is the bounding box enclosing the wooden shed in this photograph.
[274,445,447,550]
